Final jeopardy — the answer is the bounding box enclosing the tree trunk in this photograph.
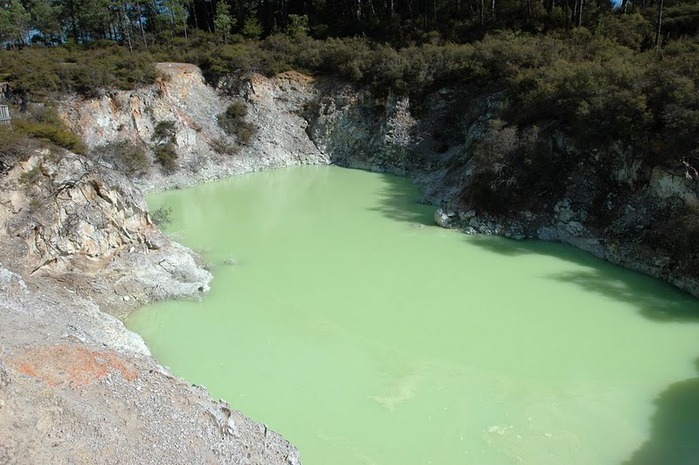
[121,5,133,52]
[654,0,664,46]
[67,0,79,42]
[136,0,148,48]
[576,0,583,27]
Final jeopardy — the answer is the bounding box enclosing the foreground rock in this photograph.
[0,266,298,465]
[0,150,300,464]
[2,65,331,465]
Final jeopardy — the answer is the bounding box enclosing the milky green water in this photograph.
[127,165,699,465]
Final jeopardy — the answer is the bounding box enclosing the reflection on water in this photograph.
[128,166,699,465]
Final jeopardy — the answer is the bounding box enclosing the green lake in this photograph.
[127,165,699,465]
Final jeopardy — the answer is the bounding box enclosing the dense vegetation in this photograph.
[0,0,698,264]
[1,0,698,47]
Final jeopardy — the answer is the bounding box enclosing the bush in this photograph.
[12,106,86,154]
[217,102,257,145]
[19,164,45,185]
[150,206,173,225]
[222,101,247,119]
[92,140,150,175]
[209,137,240,156]
[0,46,156,98]
[597,13,653,50]
[507,42,652,149]
[151,120,177,144]
[153,143,179,173]
[0,124,35,164]
[233,121,256,145]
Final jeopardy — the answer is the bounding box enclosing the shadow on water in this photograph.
[370,171,699,321]
[547,268,699,323]
[465,236,699,465]
[466,235,699,323]
[466,234,548,256]
[367,173,699,464]
[623,358,699,465]
[368,173,434,226]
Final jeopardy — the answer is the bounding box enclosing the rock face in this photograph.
[0,152,211,312]
[58,65,699,304]
[62,64,328,193]
[306,86,418,175]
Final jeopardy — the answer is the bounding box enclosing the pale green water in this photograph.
[127,166,699,465]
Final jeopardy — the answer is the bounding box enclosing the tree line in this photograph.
[1,0,697,49]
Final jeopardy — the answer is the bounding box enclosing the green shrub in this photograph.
[92,140,150,175]
[233,121,256,145]
[0,124,34,164]
[223,101,247,119]
[217,102,257,145]
[19,164,45,185]
[13,120,86,153]
[150,206,173,225]
[597,13,653,50]
[151,120,177,144]
[0,46,156,98]
[209,137,241,156]
[153,143,179,173]
[12,106,86,154]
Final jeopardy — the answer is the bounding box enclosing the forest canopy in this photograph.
[0,0,697,48]
[0,0,697,165]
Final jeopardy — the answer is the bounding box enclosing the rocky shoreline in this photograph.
[1,62,697,464]
[0,64,319,465]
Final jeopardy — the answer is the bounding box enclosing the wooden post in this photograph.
[0,105,11,125]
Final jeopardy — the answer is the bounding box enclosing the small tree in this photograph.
[217,102,257,145]
[214,1,235,44]
[242,16,262,39]
[286,14,309,39]
[92,140,149,176]
[154,143,178,173]
[151,120,177,145]
[151,121,179,173]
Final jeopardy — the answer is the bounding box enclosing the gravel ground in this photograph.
[0,259,301,465]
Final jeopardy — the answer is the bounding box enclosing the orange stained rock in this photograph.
[8,343,138,387]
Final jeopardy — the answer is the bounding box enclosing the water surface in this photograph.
[128,166,699,465]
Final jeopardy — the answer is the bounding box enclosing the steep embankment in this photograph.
[0,155,301,464]
[296,77,699,299]
[61,63,328,193]
[0,64,321,465]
